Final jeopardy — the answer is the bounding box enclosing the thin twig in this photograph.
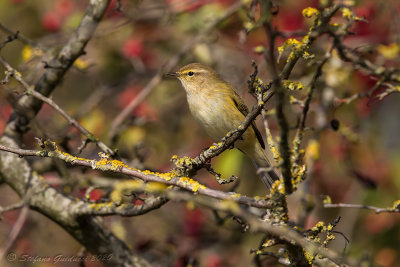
[0,206,29,263]
[0,22,38,47]
[178,4,342,180]
[324,202,400,214]
[167,190,358,267]
[261,0,292,194]
[293,46,333,161]
[0,31,19,51]
[5,0,112,137]
[334,77,387,107]
[0,202,24,214]
[184,88,275,173]
[0,56,114,155]
[332,33,400,84]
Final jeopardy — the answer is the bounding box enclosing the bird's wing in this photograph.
[230,91,266,149]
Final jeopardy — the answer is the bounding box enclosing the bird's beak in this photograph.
[165,72,178,77]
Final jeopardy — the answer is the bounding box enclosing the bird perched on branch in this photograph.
[167,63,280,188]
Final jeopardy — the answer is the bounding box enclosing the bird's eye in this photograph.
[187,71,194,77]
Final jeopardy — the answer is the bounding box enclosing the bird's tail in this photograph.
[251,144,280,189]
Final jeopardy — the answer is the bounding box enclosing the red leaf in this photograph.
[122,38,143,59]
[42,12,62,32]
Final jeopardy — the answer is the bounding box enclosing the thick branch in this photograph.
[0,1,152,266]
[74,196,168,217]
[0,136,150,267]
[0,142,273,209]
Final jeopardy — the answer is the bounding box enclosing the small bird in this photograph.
[167,63,280,188]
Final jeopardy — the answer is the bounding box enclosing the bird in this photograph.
[167,63,280,189]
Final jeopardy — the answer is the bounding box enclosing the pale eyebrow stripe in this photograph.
[182,69,207,74]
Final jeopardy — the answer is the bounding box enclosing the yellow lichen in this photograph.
[323,195,332,205]
[391,200,400,210]
[341,7,361,21]
[229,193,241,199]
[270,179,285,195]
[177,177,206,192]
[304,249,315,265]
[302,7,319,18]
[158,172,174,181]
[262,239,275,248]
[341,7,353,19]
[278,34,313,62]
[278,38,302,56]
[302,51,314,60]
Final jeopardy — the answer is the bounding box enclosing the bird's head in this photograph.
[166,63,221,94]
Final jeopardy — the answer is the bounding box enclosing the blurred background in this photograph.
[0,0,399,266]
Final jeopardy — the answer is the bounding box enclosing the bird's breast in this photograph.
[186,91,242,141]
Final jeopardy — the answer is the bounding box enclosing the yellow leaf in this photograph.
[110,220,127,241]
[323,195,332,204]
[79,109,105,135]
[21,45,43,62]
[213,149,244,182]
[74,58,90,70]
[377,43,400,59]
[22,45,33,62]
[306,139,320,161]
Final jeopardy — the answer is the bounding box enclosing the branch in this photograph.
[324,201,400,214]
[0,1,152,266]
[280,5,341,81]
[0,202,24,214]
[333,77,387,107]
[74,195,168,217]
[168,190,359,267]
[0,142,273,209]
[0,139,360,266]
[176,5,342,180]
[0,206,29,264]
[181,88,274,174]
[332,35,400,85]
[0,136,151,267]
[261,0,293,194]
[0,22,38,48]
[293,47,333,161]
[4,0,113,136]
[0,56,114,155]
